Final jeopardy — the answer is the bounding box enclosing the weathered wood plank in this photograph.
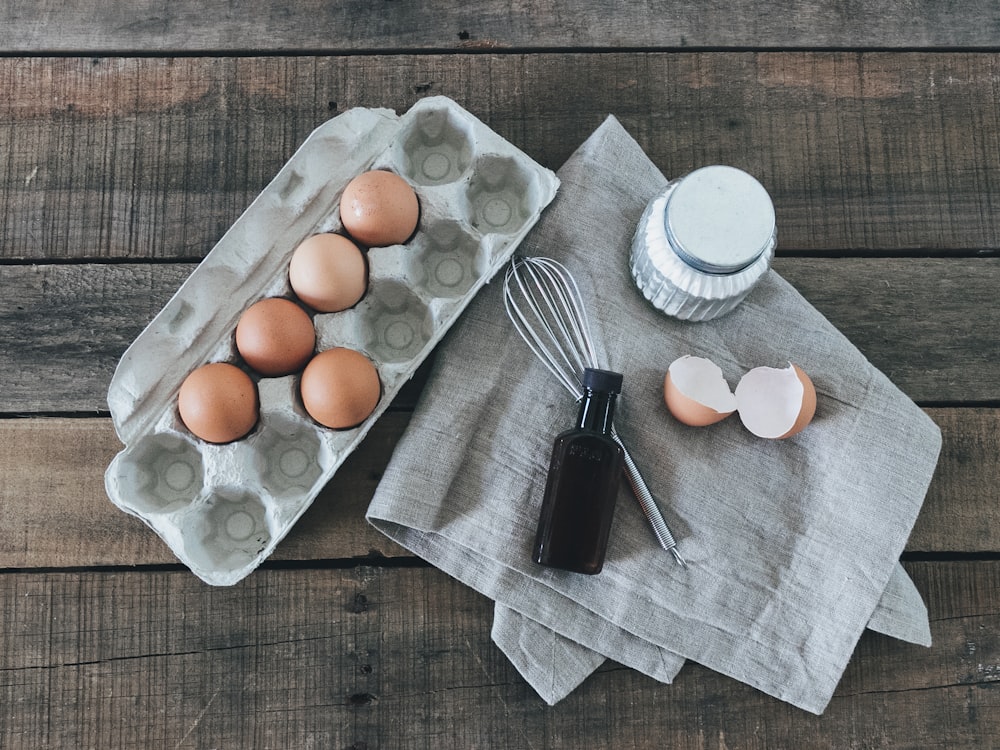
[2,1,1000,52]
[2,258,997,413]
[910,408,1000,552]
[0,416,410,568]
[0,407,994,570]
[0,562,997,749]
[0,264,179,414]
[3,53,1000,260]
[0,263,431,414]
[774,258,1000,405]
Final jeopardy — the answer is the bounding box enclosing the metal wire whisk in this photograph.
[503,255,687,567]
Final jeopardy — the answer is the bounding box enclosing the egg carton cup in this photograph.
[105,96,559,585]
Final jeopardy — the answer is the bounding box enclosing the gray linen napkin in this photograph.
[490,558,930,705]
[367,116,941,713]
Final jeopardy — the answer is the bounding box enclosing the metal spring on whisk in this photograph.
[614,429,686,567]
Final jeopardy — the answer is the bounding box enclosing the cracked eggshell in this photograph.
[664,355,738,426]
[734,363,816,439]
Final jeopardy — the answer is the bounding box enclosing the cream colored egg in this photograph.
[288,233,368,313]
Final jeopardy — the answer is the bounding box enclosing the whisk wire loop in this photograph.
[504,269,577,395]
[504,257,592,396]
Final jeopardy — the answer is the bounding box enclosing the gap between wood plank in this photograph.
[7,45,1000,59]
[4,550,1000,576]
[3,248,1000,266]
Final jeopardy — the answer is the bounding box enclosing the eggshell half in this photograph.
[664,355,738,426]
[734,363,816,439]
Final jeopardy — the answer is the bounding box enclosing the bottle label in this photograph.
[567,443,606,463]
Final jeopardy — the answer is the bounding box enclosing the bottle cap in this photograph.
[583,368,623,394]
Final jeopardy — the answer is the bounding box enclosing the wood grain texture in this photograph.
[2,1,1000,52]
[0,407,994,569]
[0,416,410,568]
[3,53,1000,260]
[1,562,997,749]
[910,408,1000,552]
[0,263,431,413]
[3,2,997,746]
[773,257,1000,404]
[2,258,998,414]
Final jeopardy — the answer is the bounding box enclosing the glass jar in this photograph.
[630,165,776,322]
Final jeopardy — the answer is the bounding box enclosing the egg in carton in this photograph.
[104,96,560,585]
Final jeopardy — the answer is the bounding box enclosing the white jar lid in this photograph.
[664,165,776,274]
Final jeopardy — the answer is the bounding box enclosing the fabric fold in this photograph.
[367,115,941,713]
[491,604,607,706]
[867,562,933,646]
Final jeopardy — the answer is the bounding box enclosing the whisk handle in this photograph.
[611,426,688,568]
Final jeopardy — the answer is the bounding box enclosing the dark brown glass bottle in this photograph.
[533,368,625,574]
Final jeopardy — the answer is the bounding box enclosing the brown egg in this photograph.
[340,170,420,247]
[236,297,316,377]
[288,233,368,313]
[300,347,381,429]
[177,362,259,443]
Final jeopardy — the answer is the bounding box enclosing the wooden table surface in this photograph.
[3,3,1000,748]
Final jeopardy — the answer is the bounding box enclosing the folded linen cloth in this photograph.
[367,116,941,713]
[491,558,931,705]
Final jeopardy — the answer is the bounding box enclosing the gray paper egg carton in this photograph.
[104,97,559,585]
